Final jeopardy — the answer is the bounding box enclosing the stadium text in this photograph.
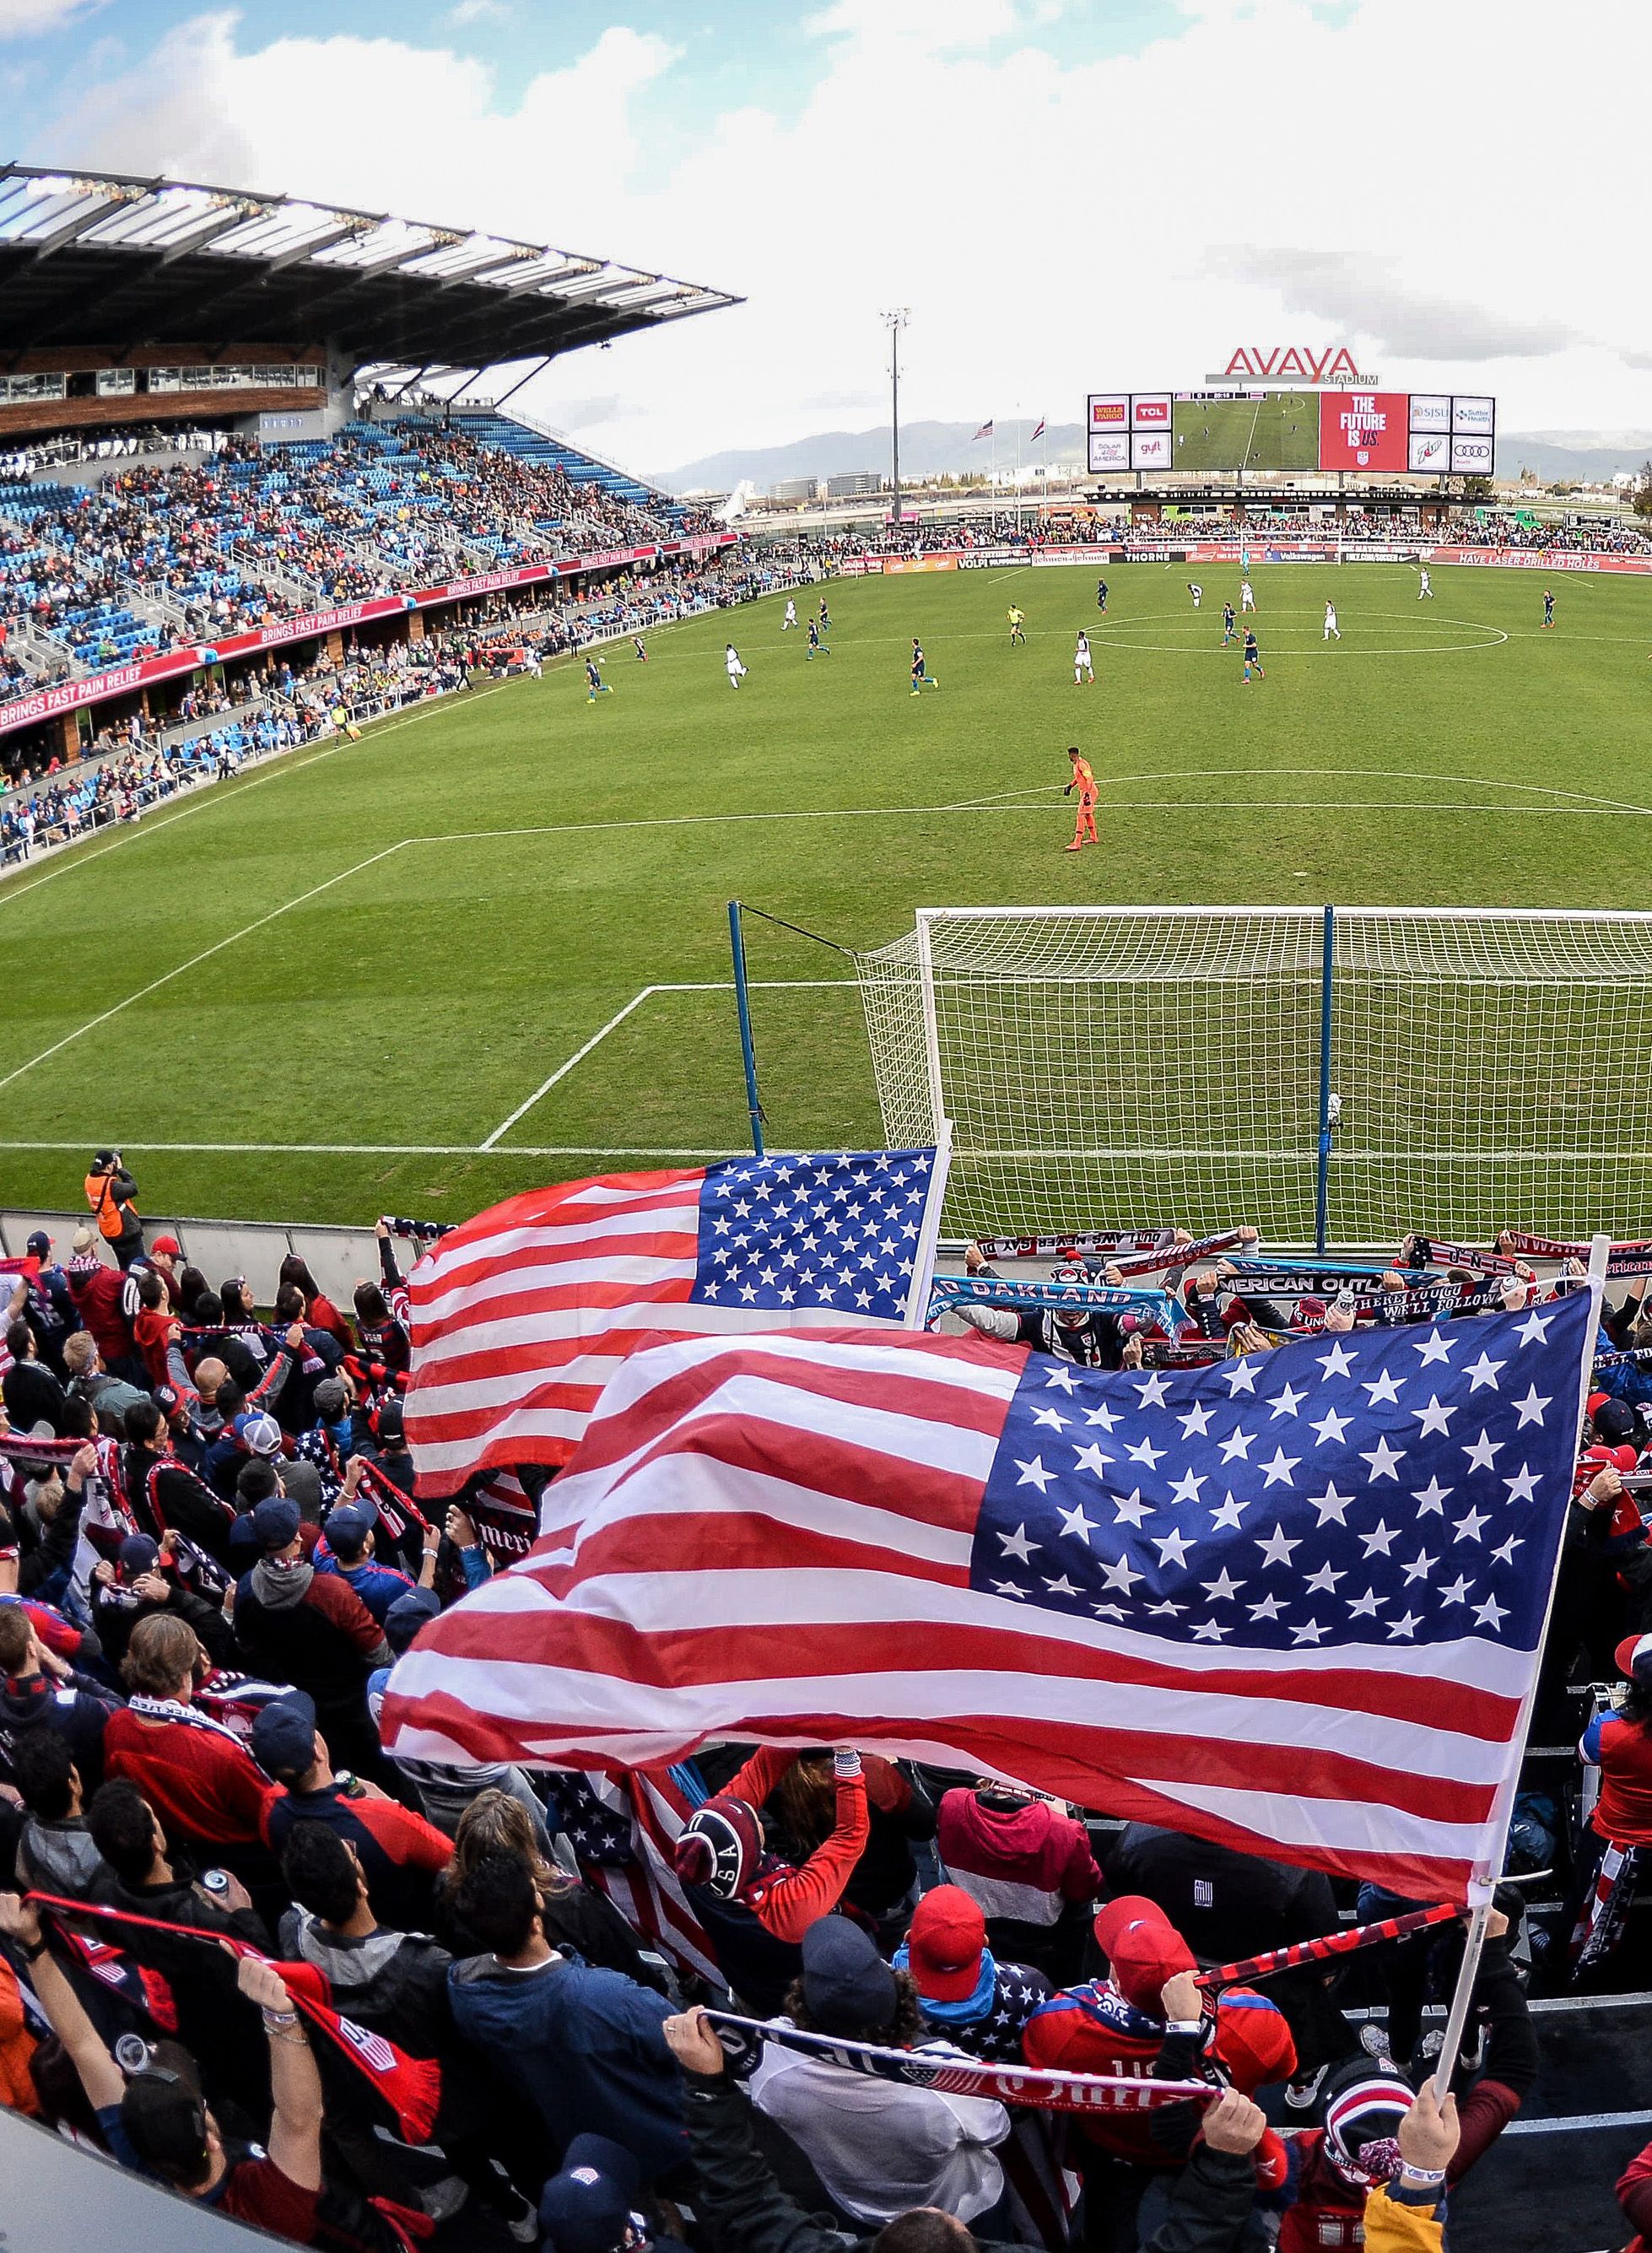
[1217,345,1375,384]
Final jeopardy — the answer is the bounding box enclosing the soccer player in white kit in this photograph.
[1186,582,1202,609]
[1074,630,1093,684]
[725,643,748,687]
[1418,567,1433,598]
[1239,578,1256,613]
[783,599,797,629]
[1323,601,1340,640]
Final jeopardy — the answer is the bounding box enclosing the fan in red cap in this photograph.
[1023,1896,1295,2190]
[672,1747,868,2014]
[893,1884,1052,2060]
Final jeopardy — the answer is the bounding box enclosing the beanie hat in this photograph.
[906,1884,989,2003]
[1320,2056,1415,2186]
[800,1915,899,2036]
[538,2132,641,2253]
[1210,1986,1297,2092]
[1092,1895,1196,2014]
[672,1796,764,1900]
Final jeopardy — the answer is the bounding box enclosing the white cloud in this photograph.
[40,0,1652,472]
[448,0,510,22]
[0,0,99,36]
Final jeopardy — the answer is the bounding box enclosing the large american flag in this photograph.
[402,1148,946,1495]
[383,1291,1595,1899]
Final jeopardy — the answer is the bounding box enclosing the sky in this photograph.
[4,0,1649,475]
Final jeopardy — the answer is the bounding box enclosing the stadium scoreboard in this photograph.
[1087,391,1495,476]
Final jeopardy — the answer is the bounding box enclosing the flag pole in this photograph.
[1428,1233,1611,2098]
[903,1118,953,1328]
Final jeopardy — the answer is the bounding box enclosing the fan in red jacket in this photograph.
[674,1745,869,1943]
[1023,1895,1296,2174]
[936,1779,1103,1969]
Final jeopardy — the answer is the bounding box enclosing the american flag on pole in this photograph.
[384,1293,1596,1900]
[973,420,995,441]
[402,1146,948,1496]
[1030,417,1046,442]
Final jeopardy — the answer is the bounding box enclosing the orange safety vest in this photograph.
[84,1168,135,1240]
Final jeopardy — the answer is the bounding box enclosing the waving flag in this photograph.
[386,1294,1596,1899]
[404,1148,947,1494]
[973,419,995,440]
[1030,417,1046,442]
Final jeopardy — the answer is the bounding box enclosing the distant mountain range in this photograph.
[653,420,1652,494]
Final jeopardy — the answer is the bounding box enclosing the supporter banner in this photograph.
[927,1275,1188,1332]
[0,535,734,739]
[706,2013,1212,2117]
[974,1228,1180,1259]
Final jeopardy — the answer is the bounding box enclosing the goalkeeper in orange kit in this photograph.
[1064,744,1098,851]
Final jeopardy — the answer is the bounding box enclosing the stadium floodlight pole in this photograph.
[883,310,910,522]
[728,900,765,1157]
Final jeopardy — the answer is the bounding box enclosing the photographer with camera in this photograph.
[83,1149,143,1272]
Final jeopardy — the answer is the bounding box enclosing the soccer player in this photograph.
[725,642,748,688]
[782,598,797,630]
[1240,577,1256,613]
[1323,600,1340,641]
[1186,582,1202,609]
[818,596,831,632]
[1074,630,1093,684]
[1222,601,1236,646]
[1417,566,1433,599]
[633,636,648,662]
[1007,604,1027,646]
[1096,578,1109,613]
[1064,745,1098,851]
[585,656,612,702]
[1243,626,1264,683]
[807,616,830,660]
[1543,588,1555,629]
[910,639,939,694]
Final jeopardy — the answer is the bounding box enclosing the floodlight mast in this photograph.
[883,308,910,522]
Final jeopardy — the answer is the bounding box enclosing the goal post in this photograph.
[856,905,1652,1249]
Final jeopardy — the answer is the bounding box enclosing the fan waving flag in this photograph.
[386,1292,1597,1900]
[403,1147,948,1494]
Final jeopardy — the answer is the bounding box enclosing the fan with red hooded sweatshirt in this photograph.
[1022,1894,1295,2245]
[672,1745,869,2015]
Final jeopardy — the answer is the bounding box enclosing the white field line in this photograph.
[0,840,411,1097]
[478,977,857,1148]
[0,1138,741,1158]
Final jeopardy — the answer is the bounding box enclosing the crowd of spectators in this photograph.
[1,1195,1650,2250]
[0,545,804,867]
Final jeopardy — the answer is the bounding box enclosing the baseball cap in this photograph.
[251,1494,301,1552]
[325,1502,373,1559]
[235,1411,283,1459]
[1616,1631,1652,1682]
[537,2133,642,2253]
[1594,1397,1639,1446]
[905,1884,989,2003]
[799,1915,898,2037]
[375,1397,405,1444]
[1092,1895,1196,2013]
[121,2051,211,2177]
[1210,1986,1297,2091]
[250,1690,317,1780]
[24,1230,50,1258]
[313,1376,348,1421]
[385,1586,441,1653]
[118,1533,161,1578]
[71,1225,97,1256]
[151,1235,181,1258]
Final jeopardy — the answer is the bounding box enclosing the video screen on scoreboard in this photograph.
[1088,391,1495,475]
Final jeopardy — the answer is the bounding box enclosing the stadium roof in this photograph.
[0,164,740,370]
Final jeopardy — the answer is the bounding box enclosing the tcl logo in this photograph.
[1134,398,1170,424]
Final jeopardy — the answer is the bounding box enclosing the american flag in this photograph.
[383,1293,1595,1900]
[402,1148,946,1495]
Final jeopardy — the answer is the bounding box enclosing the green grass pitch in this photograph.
[0,559,1646,1229]
[1171,392,1320,472]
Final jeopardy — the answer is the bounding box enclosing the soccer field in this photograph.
[1,559,1648,1229]
[1171,392,1320,471]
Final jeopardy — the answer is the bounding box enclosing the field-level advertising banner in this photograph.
[1318,392,1410,473]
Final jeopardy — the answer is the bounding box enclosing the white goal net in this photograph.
[856,906,1652,1247]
